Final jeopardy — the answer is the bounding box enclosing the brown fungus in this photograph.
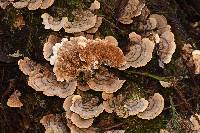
[43,34,60,61]
[120,32,155,70]
[18,58,77,98]
[0,0,11,9]
[190,114,200,131]
[40,0,55,9]
[71,113,94,129]
[192,50,200,74]
[87,67,126,93]
[89,0,100,11]
[118,0,145,24]
[137,93,164,120]
[70,95,104,119]
[53,36,125,82]
[67,119,97,133]
[12,0,29,9]
[40,114,68,133]
[115,98,149,118]
[158,31,176,66]
[63,10,97,33]
[27,0,43,10]
[7,90,23,108]
[41,13,69,31]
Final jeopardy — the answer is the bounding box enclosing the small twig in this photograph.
[104,123,124,130]
[126,71,170,81]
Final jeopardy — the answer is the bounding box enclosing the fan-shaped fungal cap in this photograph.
[53,36,125,82]
[71,113,94,128]
[86,17,103,34]
[67,119,97,133]
[40,0,55,9]
[18,58,77,98]
[158,31,176,66]
[63,95,74,119]
[40,114,68,133]
[118,0,145,24]
[7,90,23,108]
[70,95,104,119]
[43,34,60,61]
[160,129,169,133]
[190,114,200,131]
[64,10,97,33]
[137,93,164,120]
[192,50,200,74]
[18,57,38,75]
[12,0,29,9]
[41,13,69,31]
[149,14,168,30]
[87,67,126,93]
[27,0,42,10]
[89,0,100,11]
[28,65,77,98]
[115,98,149,118]
[120,32,155,70]
[123,98,149,116]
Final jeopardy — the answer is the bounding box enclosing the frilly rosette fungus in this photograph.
[18,58,77,98]
[7,90,23,108]
[50,36,125,82]
[137,93,164,120]
[40,114,68,133]
[119,32,155,70]
[118,0,145,24]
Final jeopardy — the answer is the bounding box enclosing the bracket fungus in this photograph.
[63,95,95,129]
[27,0,43,10]
[43,34,60,61]
[40,114,68,133]
[137,93,164,120]
[87,67,126,93]
[118,0,145,24]
[51,36,125,82]
[3,0,55,10]
[18,58,77,98]
[12,0,29,9]
[120,32,155,70]
[102,93,149,118]
[7,90,23,108]
[158,31,176,66]
[70,95,104,119]
[67,119,97,133]
[89,0,100,11]
[192,50,200,74]
[41,13,69,31]
[63,10,97,33]
[190,114,200,131]
[71,113,94,129]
